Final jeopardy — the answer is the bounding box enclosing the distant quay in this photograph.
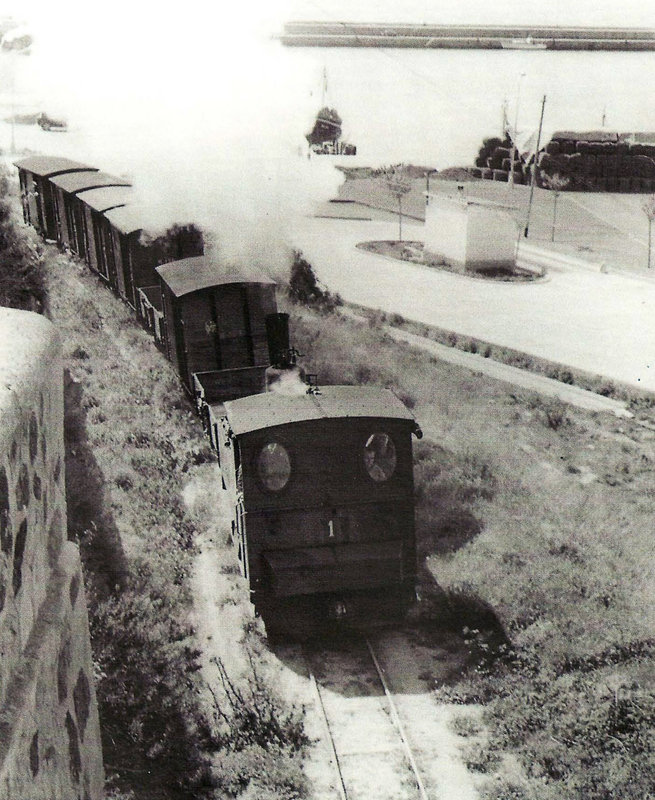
[279,22,655,50]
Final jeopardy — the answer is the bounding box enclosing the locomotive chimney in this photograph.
[265,312,308,394]
[266,312,291,368]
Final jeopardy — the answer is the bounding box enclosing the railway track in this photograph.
[303,635,432,800]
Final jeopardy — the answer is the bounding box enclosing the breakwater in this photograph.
[279,22,655,50]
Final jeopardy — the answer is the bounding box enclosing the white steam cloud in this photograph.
[9,0,344,278]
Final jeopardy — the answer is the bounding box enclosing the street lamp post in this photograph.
[425,168,439,205]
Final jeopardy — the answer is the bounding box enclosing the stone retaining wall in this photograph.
[0,308,103,800]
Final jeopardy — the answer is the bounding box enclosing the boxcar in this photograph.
[156,257,276,395]
[48,170,132,254]
[103,206,204,309]
[13,156,97,241]
[75,186,133,279]
[218,386,422,635]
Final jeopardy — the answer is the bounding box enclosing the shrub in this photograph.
[543,400,569,430]
[288,250,342,312]
[90,588,208,789]
[0,181,46,313]
[205,654,309,798]
[209,654,308,753]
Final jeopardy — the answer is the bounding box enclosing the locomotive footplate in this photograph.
[262,540,406,597]
[257,585,415,641]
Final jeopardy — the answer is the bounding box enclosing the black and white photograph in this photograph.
[1,1,654,798]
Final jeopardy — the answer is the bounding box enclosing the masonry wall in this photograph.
[0,308,104,800]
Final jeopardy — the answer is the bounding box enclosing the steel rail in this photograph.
[303,648,349,800]
[365,637,431,800]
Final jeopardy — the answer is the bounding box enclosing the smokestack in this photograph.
[266,312,291,368]
[264,312,309,394]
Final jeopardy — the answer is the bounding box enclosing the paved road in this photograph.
[338,178,655,274]
[290,216,655,394]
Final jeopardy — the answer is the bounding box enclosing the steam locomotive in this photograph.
[15,154,422,636]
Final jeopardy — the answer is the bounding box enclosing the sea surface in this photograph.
[2,1,655,256]
[288,46,655,168]
[4,41,655,173]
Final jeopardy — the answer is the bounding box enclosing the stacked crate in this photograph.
[473,131,655,192]
[537,131,655,192]
[472,139,530,184]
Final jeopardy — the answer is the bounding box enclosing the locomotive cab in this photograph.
[221,386,422,636]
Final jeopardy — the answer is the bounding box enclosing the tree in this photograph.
[541,172,570,242]
[642,195,655,269]
[383,165,413,242]
[288,250,341,312]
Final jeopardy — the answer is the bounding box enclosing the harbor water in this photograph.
[2,0,655,246]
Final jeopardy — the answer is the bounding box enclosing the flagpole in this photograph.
[524,94,547,238]
[508,72,526,189]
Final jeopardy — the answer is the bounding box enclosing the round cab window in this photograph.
[364,433,397,482]
[257,442,291,492]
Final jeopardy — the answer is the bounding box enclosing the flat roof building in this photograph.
[424,192,518,272]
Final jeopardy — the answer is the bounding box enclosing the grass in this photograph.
[7,155,654,798]
[283,294,655,800]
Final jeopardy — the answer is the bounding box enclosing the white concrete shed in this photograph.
[424,193,519,272]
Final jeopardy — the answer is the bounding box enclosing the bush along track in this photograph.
[0,167,46,312]
[41,245,309,799]
[283,294,655,800]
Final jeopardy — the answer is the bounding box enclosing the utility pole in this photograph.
[641,196,655,269]
[524,94,547,238]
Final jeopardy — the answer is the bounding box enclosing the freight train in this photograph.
[14,154,422,637]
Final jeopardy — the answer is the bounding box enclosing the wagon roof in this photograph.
[77,185,133,212]
[102,204,148,234]
[224,386,416,435]
[13,155,98,177]
[49,170,131,193]
[156,256,275,298]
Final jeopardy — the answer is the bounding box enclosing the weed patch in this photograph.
[0,169,46,313]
